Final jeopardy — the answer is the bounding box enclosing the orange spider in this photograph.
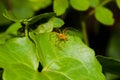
[56,32,67,41]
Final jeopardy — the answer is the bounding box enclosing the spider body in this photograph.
[56,33,67,41]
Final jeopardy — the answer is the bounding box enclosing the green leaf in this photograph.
[3,0,34,22]
[0,37,39,69]
[51,17,64,28]
[70,0,90,11]
[30,28,105,80]
[3,9,18,22]
[107,27,120,60]
[97,56,120,75]
[106,73,120,80]
[0,2,11,25]
[116,0,120,8]
[53,0,69,16]
[29,0,52,11]
[34,18,54,34]
[34,17,64,34]
[0,23,22,44]
[12,7,34,21]
[3,64,76,80]
[0,28,105,79]
[6,23,22,35]
[11,0,34,20]
[27,12,55,26]
[88,0,100,7]
[0,37,73,80]
[95,7,114,25]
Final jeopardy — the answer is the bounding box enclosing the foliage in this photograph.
[95,7,114,25]
[0,0,120,80]
[0,12,105,80]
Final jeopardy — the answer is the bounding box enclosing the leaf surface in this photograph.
[70,0,90,11]
[97,56,120,75]
[29,0,52,11]
[88,0,100,7]
[95,7,114,25]
[0,37,39,70]
[0,23,22,44]
[0,28,105,80]
[3,0,34,22]
[30,28,105,80]
[116,0,120,8]
[53,0,69,16]
[27,12,55,26]
[34,17,64,34]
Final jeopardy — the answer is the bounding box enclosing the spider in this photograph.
[56,32,67,41]
[53,28,68,49]
[54,28,68,41]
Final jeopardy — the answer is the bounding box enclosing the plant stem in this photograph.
[24,22,28,37]
[99,0,112,6]
[81,21,89,46]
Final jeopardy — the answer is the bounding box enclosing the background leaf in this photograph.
[27,12,55,26]
[97,56,120,75]
[88,0,100,7]
[53,0,69,16]
[95,7,114,25]
[3,0,34,22]
[29,0,52,11]
[107,27,120,60]
[0,2,11,25]
[0,23,22,44]
[6,22,21,35]
[116,0,120,8]
[3,9,18,22]
[34,18,54,34]
[34,17,64,34]
[51,17,64,28]
[70,0,90,11]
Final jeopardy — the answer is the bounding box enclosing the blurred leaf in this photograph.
[0,23,22,44]
[6,22,22,35]
[27,12,55,26]
[12,7,33,21]
[116,0,120,8]
[0,2,11,25]
[97,56,120,75]
[70,0,90,11]
[51,17,64,28]
[29,0,52,11]
[106,73,120,80]
[30,28,105,80]
[0,13,11,26]
[34,18,53,34]
[107,27,120,60]
[53,0,69,16]
[3,0,34,22]
[95,7,114,25]
[11,0,34,19]
[34,17,64,34]
[3,9,17,22]
[88,0,100,7]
